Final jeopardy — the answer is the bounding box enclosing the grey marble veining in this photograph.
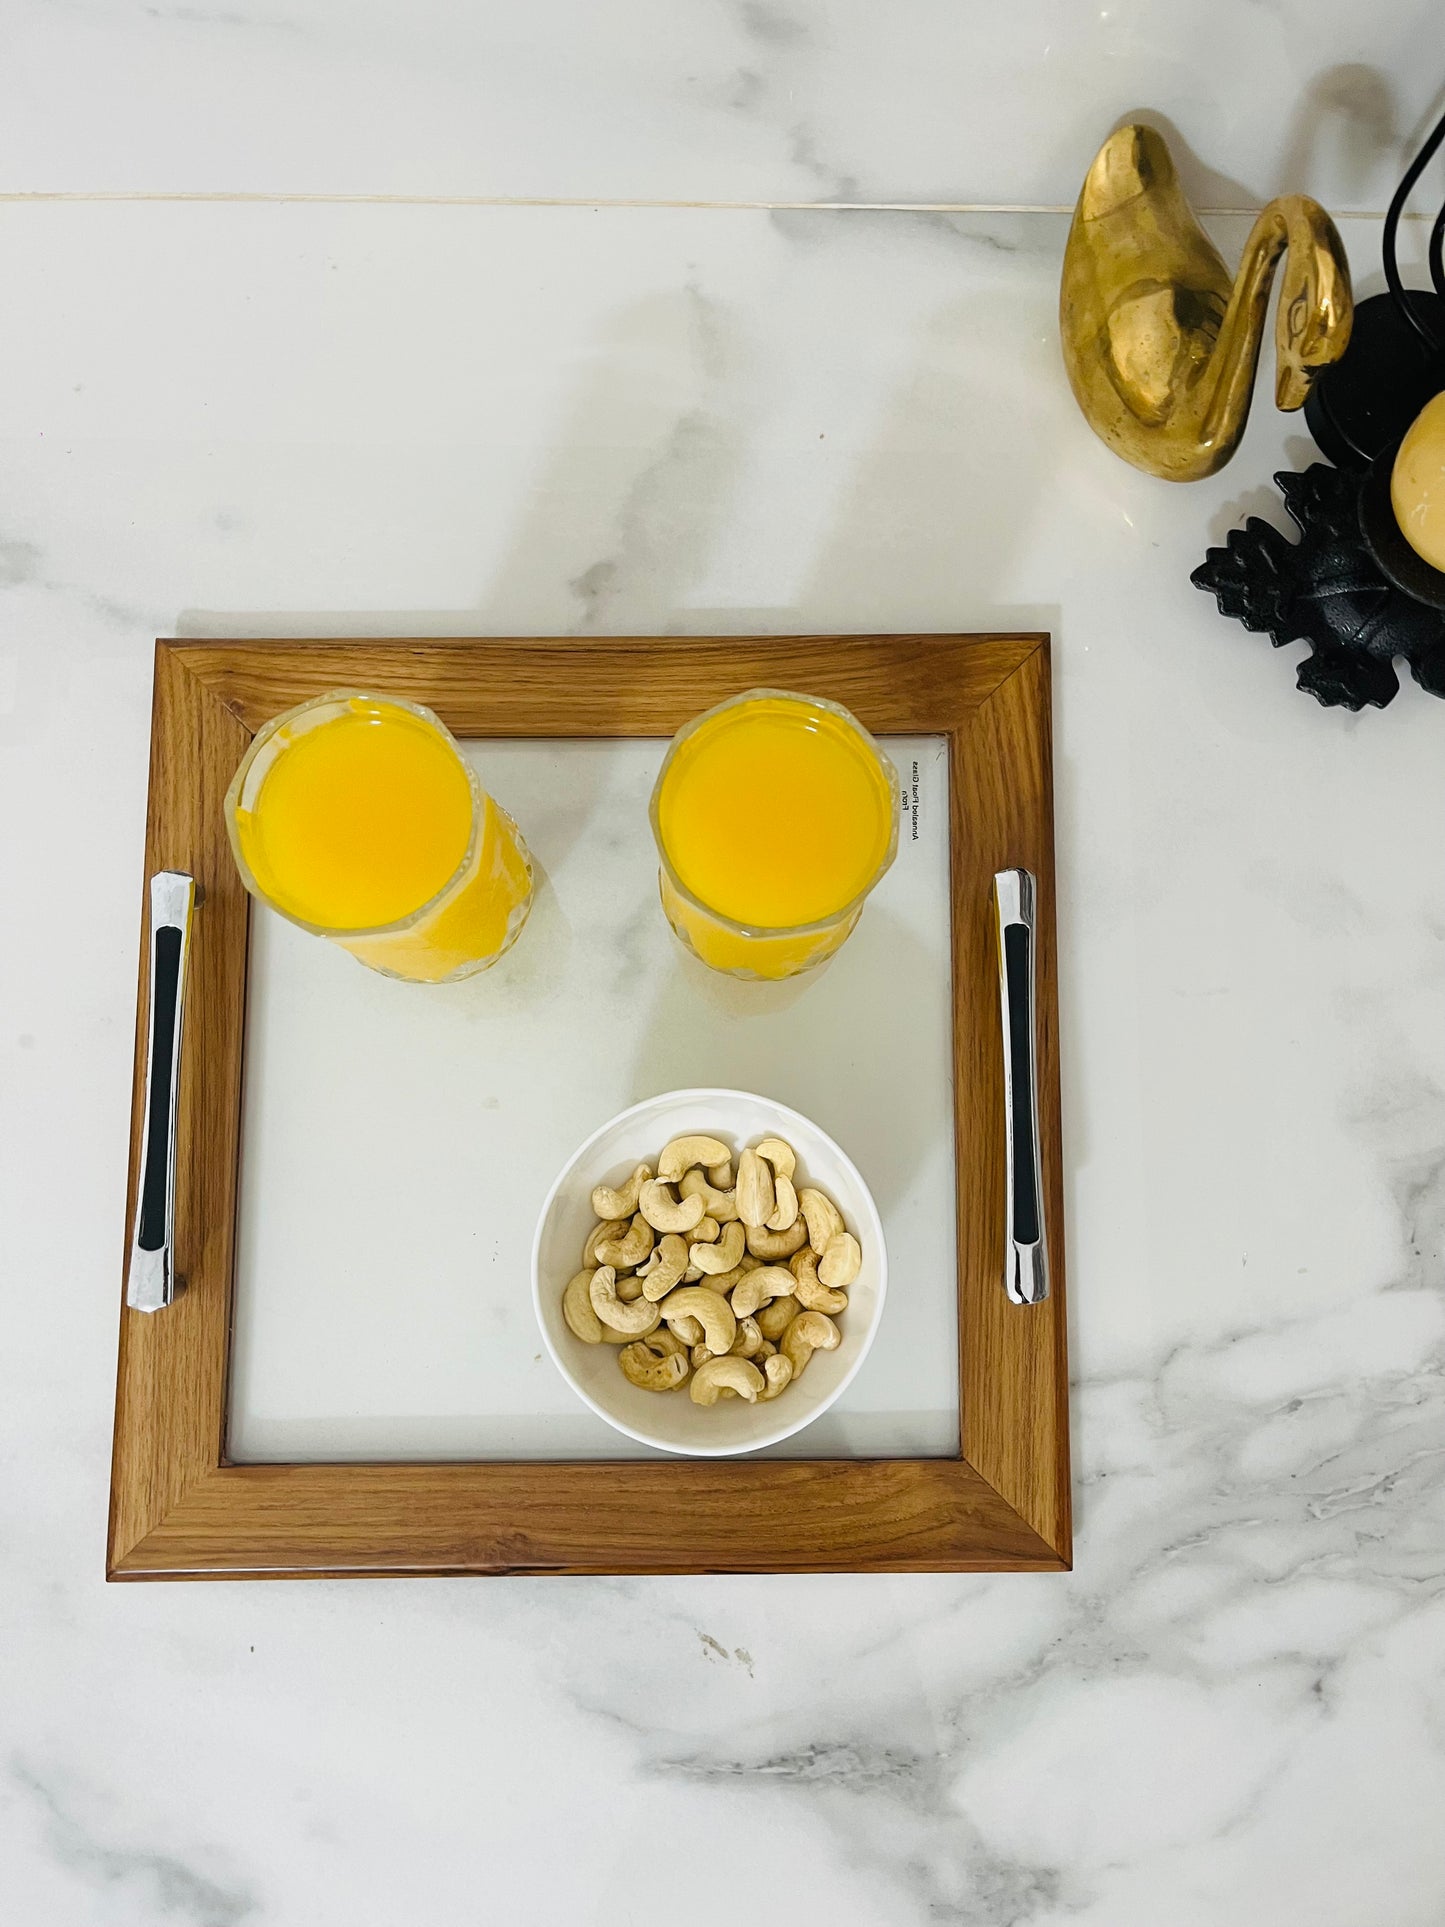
[3,1,1443,210]
[1,191,1443,1924]
[9,1766,259,1927]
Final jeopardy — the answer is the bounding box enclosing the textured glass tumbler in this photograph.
[650,688,899,981]
[226,690,534,984]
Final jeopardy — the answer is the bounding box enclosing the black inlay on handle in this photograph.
[136,926,181,1251]
[1003,921,1040,1245]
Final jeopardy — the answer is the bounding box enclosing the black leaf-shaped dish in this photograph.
[1192,464,1445,710]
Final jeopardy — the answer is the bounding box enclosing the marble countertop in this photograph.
[5,12,1445,1921]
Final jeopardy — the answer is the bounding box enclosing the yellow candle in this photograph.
[1391,391,1445,574]
[651,690,898,979]
[227,692,533,983]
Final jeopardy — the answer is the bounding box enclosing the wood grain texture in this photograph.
[954,642,1071,1558]
[173,634,1039,737]
[115,1459,1063,1578]
[109,648,252,1570]
[109,634,1069,1578]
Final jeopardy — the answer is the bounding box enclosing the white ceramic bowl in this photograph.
[532,1088,888,1456]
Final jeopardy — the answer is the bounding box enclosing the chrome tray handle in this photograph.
[994,868,1048,1306]
[127,871,197,1312]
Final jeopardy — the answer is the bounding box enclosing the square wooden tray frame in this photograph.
[109,635,1069,1578]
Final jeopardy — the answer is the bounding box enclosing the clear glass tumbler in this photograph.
[226,690,533,984]
[650,687,899,981]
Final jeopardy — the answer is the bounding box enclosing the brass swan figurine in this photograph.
[1060,124,1353,480]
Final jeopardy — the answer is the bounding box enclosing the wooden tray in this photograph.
[109,635,1069,1578]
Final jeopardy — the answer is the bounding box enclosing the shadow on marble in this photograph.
[175,213,1072,645]
[777,285,1062,629]
[1124,107,1258,212]
[487,290,749,636]
[1403,77,1445,168]
[1276,66,1399,208]
[1135,79,1411,219]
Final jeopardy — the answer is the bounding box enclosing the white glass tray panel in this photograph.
[228,732,957,1460]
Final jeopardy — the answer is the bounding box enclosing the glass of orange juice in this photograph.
[650,688,898,980]
[226,690,533,984]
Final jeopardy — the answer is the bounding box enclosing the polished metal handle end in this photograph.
[126,1244,173,1315]
[1005,1239,1049,1308]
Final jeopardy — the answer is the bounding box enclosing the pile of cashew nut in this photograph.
[561,1132,861,1408]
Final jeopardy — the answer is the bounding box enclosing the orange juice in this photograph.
[651,689,898,978]
[226,692,533,983]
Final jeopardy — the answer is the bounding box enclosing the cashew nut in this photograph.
[638,1178,707,1235]
[689,1219,745,1275]
[658,1286,736,1355]
[754,1136,797,1182]
[679,1169,740,1223]
[730,1265,796,1319]
[799,1187,844,1255]
[583,1218,627,1268]
[658,1135,731,1183]
[689,1355,764,1405]
[766,1174,800,1232]
[639,1232,690,1301]
[619,1333,691,1392]
[697,1260,752,1295]
[745,1217,809,1261]
[588,1266,661,1336]
[759,1353,793,1400]
[736,1149,775,1229]
[595,1213,655,1270]
[690,1322,761,1364]
[756,1293,799,1339]
[818,1233,862,1290]
[790,1247,849,1315]
[565,1134,859,1413]
[590,1163,652,1221]
[730,1315,764,1359]
[780,1309,841,1379]
[563,1269,603,1343]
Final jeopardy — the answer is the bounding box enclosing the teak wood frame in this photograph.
[110,635,1069,1579]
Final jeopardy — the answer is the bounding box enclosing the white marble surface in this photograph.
[230,734,957,1462]
[3,1,1443,211]
[3,168,1445,1927]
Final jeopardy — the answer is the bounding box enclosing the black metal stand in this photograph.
[1195,105,1445,710]
[1193,465,1445,709]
